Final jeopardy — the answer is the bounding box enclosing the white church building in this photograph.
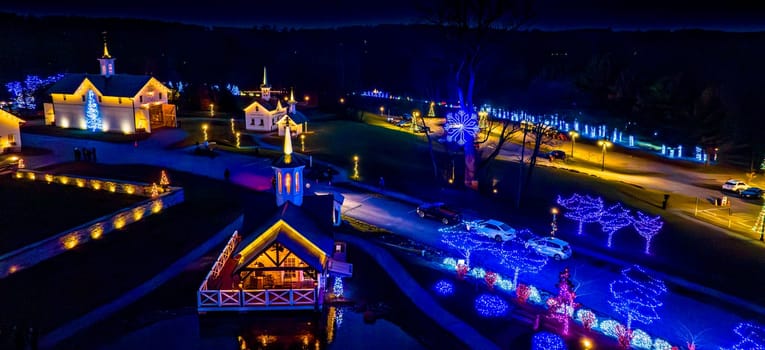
[243,67,308,136]
[44,41,176,134]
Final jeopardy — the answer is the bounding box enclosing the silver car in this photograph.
[474,219,517,242]
[525,237,572,260]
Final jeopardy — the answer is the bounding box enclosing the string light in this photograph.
[557,194,604,235]
[474,294,509,318]
[333,277,344,298]
[726,322,765,350]
[576,309,597,331]
[85,90,102,132]
[599,203,633,248]
[440,224,490,267]
[531,332,567,350]
[490,240,548,290]
[608,265,667,331]
[546,267,579,335]
[445,110,479,145]
[433,280,454,296]
[631,329,652,349]
[633,211,664,254]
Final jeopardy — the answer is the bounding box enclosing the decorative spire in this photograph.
[283,125,292,163]
[289,87,296,103]
[101,31,111,58]
[262,67,269,87]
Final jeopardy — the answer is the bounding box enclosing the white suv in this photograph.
[722,179,749,194]
[473,219,516,242]
[525,237,572,260]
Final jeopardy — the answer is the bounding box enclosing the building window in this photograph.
[259,119,264,126]
[118,98,122,104]
[250,118,255,126]
[139,96,143,103]
[255,106,259,112]
[8,134,15,145]
[63,95,66,101]
[284,257,296,280]
[98,96,102,103]
[159,92,163,99]
[277,172,282,193]
[285,173,292,194]
[295,172,300,192]
[81,95,85,102]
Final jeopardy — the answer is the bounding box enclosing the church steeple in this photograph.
[288,87,297,113]
[272,125,304,207]
[97,32,116,77]
[260,66,271,100]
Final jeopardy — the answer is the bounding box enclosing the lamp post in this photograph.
[568,131,579,159]
[598,139,611,171]
[412,111,419,132]
[551,207,559,237]
[202,124,208,142]
[301,134,306,152]
[236,132,241,148]
[353,155,359,179]
[209,103,214,116]
[230,118,235,135]
[379,106,384,116]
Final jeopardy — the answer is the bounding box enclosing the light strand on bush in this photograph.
[440,224,490,267]
[726,322,765,350]
[490,241,548,290]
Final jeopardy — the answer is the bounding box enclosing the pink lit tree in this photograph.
[557,194,604,235]
[599,203,633,247]
[546,267,579,335]
[516,284,531,304]
[633,211,664,254]
[484,271,498,290]
[609,265,667,343]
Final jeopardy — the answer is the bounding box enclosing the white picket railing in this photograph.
[198,231,241,292]
[198,288,316,310]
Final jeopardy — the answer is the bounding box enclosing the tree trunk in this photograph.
[515,129,529,208]
[420,114,439,181]
[522,129,544,198]
[464,133,476,188]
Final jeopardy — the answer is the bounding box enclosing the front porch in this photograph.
[198,288,317,312]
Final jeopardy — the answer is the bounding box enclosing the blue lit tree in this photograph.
[531,331,566,350]
[608,265,667,334]
[557,194,604,235]
[440,224,490,267]
[599,203,633,248]
[85,90,102,132]
[724,322,765,350]
[633,211,663,254]
[491,241,548,290]
[4,74,63,110]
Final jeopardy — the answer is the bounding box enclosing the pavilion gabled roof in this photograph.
[48,73,154,97]
[233,203,334,273]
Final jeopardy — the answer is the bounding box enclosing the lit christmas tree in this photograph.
[753,203,765,240]
[546,267,579,335]
[440,224,490,268]
[159,170,170,188]
[85,90,102,132]
[427,101,436,117]
[491,240,548,290]
[333,277,344,299]
[599,203,633,248]
[725,322,765,350]
[608,265,667,336]
[150,183,159,198]
[557,194,604,235]
[633,211,664,254]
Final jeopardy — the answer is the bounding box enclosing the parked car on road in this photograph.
[473,219,517,242]
[525,237,572,260]
[740,187,764,199]
[416,202,461,225]
[722,179,749,194]
[548,150,566,161]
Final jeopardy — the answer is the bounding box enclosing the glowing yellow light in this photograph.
[230,118,236,135]
[45,174,53,183]
[107,182,116,192]
[15,172,23,179]
[60,118,70,128]
[339,97,345,103]
[114,215,126,229]
[91,180,102,190]
[76,179,85,187]
[8,265,19,274]
[60,176,69,184]
[27,172,35,180]
[581,337,593,350]
[492,188,498,194]
[133,207,146,221]
[236,132,241,148]
[304,96,310,102]
[62,234,79,250]
[551,207,559,215]
[202,124,208,141]
[90,224,104,239]
[151,200,163,213]
[124,185,135,194]
[9,156,18,161]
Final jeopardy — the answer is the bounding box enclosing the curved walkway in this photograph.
[336,233,500,350]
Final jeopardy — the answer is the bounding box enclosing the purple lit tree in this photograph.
[599,203,633,247]
[557,194,604,235]
[725,322,765,350]
[608,265,667,337]
[546,267,579,335]
[440,225,489,268]
[633,211,663,254]
[491,241,548,290]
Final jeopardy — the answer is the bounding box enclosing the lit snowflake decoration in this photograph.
[445,109,479,145]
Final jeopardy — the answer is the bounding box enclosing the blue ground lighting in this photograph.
[474,294,509,318]
[531,331,567,350]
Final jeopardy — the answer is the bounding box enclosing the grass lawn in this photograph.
[0,162,277,336]
[0,174,142,254]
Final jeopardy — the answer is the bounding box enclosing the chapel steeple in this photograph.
[97,32,116,77]
[288,87,297,113]
[272,125,304,207]
[260,67,271,100]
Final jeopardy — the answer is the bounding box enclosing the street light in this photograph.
[379,106,385,116]
[598,139,612,172]
[550,207,559,237]
[412,111,419,131]
[300,134,306,152]
[209,103,214,116]
[353,155,360,179]
[202,124,208,142]
[568,131,579,159]
[236,132,241,148]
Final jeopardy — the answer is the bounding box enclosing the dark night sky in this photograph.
[3,0,765,31]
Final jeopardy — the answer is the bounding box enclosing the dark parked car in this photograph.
[548,150,566,161]
[740,187,764,199]
[416,202,461,225]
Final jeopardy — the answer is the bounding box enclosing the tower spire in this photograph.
[262,67,269,87]
[288,87,297,113]
[260,66,272,100]
[283,125,293,162]
[101,31,111,58]
[97,32,116,77]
